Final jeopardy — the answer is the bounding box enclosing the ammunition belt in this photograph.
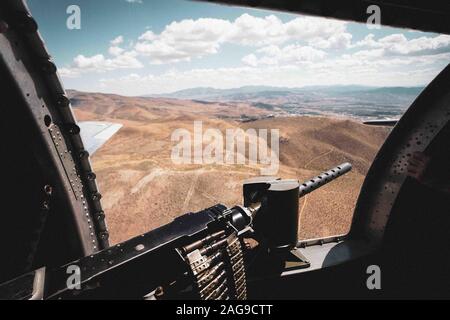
[226,236,247,300]
[183,232,248,300]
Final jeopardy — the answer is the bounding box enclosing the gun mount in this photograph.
[0,163,352,300]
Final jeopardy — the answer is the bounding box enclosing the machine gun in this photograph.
[0,163,352,300]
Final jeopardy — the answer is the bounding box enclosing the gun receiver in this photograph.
[243,163,352,251]
[0,163,352,300]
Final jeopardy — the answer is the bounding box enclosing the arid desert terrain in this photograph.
[70,90,390,244]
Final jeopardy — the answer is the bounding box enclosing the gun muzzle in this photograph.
[299,163,352,197]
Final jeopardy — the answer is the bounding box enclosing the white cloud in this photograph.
[108,36,126,57]
[63,13,346,74]
[241,54,259,67]
[242,44,326,66]
[110,35,124,46]
[95,52,446,96]
[382,34,450,55]
[108,46,125,56]
[125,0,143,3]
[99,67,286,94]
[225,14,351,47]
[284,16,352,49]
[226,14,287,46]
[133,14,352,64]
[353,33,450,56]
[135,18,232,64]
[58,67,80,78]
[60,36,143,75]
[138,30,157,41]
[308,32,352,49]
[59,13,448,91]
[68,50,143,73]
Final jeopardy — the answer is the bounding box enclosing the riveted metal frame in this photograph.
[351,64,450,244]
[0,1,109,257]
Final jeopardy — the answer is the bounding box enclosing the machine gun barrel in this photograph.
[299,162,352,197]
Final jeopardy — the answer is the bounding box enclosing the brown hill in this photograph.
[70,90,390,244]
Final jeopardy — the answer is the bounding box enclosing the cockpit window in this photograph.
[28,0,449,244]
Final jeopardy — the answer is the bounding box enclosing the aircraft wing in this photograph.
[363,119,398,126]
[78,121,123,155]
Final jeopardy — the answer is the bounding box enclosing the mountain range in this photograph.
[146,85,424,121]
[148,85,424,101]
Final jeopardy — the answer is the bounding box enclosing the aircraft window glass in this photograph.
[27,0,449,244]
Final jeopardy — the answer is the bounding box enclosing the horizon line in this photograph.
[66,83,427,98]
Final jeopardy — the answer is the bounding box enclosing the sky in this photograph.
[27,0,450,96]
